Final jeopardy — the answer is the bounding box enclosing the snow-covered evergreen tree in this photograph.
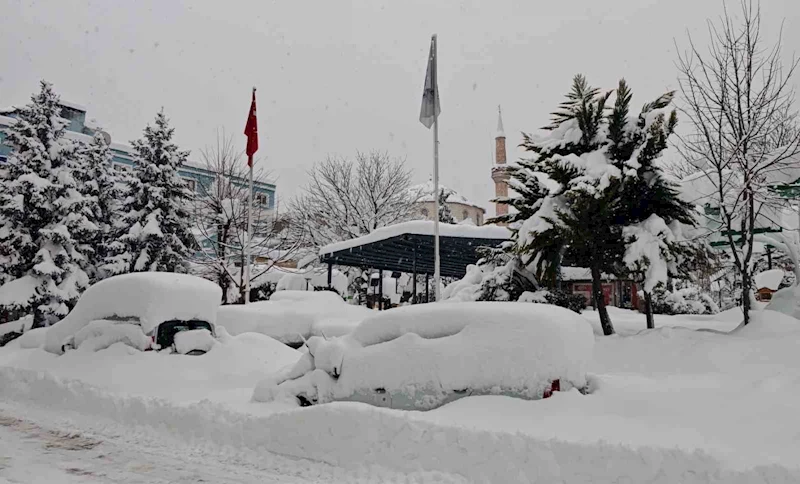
[437,188,456,224]
[109,111,195,274]
[74,131,121,281]
[490,75,694,335]
[0,81,92,326]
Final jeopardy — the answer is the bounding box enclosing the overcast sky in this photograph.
[2,0,798,216]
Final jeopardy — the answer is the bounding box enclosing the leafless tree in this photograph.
[191,131,303,304]
[289,151,416,249]
[675,1,800,325]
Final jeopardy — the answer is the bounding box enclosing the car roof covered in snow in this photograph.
[44,273,222,354]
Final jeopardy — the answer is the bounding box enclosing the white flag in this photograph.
[419,36,440,129]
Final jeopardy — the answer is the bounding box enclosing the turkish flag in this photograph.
[244,89,258,167]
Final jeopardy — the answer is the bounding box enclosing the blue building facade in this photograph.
[0,102,276,209]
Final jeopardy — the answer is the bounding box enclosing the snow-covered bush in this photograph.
[650,286,719,315]
[519,290,587,314]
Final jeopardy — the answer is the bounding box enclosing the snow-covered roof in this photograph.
[559,266,618,281]
[58,100,87,112]
[754,269,784,291]
[409,181,485,211]
[319,220,511,256]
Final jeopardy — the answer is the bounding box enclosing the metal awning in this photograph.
[318,221,511,278]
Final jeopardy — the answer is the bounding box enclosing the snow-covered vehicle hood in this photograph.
[253,302,594,410]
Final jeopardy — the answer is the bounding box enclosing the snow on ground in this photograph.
[217,291,372,345]
[1,330,300,405]
[1,301,800,482]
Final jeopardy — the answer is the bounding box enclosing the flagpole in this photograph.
[244,87,255,305]
[431,34,441,302]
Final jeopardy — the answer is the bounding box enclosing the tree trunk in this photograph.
[590,265,614,335]
[741,270,752,326]
[643,290,655,330]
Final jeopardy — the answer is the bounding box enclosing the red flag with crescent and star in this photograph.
[244,88,258,167]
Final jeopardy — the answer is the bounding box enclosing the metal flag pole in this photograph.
[431,34,441,302]
[244,87,256,305]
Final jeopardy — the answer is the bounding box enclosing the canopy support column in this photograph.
[378,269,384,310]
[412,246,417,304]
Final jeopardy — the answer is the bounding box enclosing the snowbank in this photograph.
[766,284,800,319]
[755,268,785,291]
[217,297,371,345]
[269,290,344,305]
[255,302,595,409]
[44,273,222,354]
[72,320,150,352]
[1,367,798,483]
[174,329,216,354]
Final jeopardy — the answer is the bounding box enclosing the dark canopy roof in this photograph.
[318,221,510,278]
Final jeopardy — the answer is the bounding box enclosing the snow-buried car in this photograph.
[44,273,222,355]
[253,302,594,410]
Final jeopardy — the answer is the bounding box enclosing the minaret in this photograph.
[491,105,511,222]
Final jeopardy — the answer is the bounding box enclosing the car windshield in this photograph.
[155,320,213,349]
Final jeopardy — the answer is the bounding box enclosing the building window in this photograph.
[59,106,82,121]
[462,210,469,221]
[113,163,132,173]
[255,193,269,206]
[185,178,197,192]
[421,208,429,218]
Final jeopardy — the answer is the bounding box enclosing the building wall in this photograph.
[414,201,485,225]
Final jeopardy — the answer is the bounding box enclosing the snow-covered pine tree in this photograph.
[0,81,92,326]
[612,80,698,328]
[489,75,694,335]
[437,188,456,224]
[113,110,195,274]
[74,131,121,281]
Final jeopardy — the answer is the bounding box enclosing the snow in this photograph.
[408,181,484,210]
[765,284,800,319]
[0,275,40,308]
[623,214,673,292]
[2,300,800,481]
[173,328,216,354]
[217,296,371,345]
[71,320,151,352]
[254,302,594,410]
[1,330,300,405]
[274,272,309,291]
[754,268,784,290]
[319,220,510,256]
[44,273,222,354]
[270,290,345,305]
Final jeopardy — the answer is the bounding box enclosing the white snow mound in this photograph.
[72,321,151,352]
[174,329,216,354]
[754,269,784,291]
[217,296,370,345]
[255,302,595,409]
[44,273,222,354]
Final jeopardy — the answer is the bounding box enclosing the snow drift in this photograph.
[217,291,371,345]
[254,302,594,409]
[44,273,222,354]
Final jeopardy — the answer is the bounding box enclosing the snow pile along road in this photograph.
[0,365,797,483]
